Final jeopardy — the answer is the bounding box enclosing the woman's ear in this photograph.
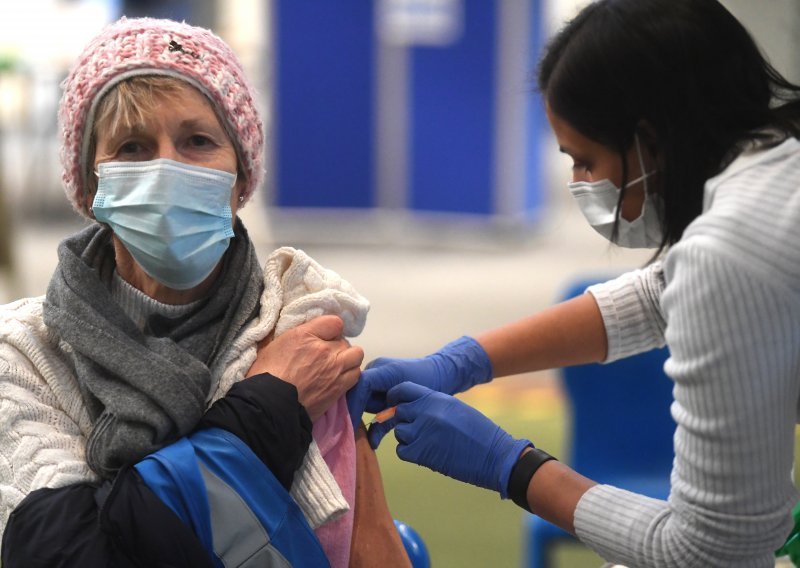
[84,190,96,219]
[636,120,661,170]
[234,174,246,205]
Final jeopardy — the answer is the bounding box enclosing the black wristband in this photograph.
[507,447,557,513]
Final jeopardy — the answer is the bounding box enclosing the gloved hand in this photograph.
[347,336,492,433]
[380,382,532,498]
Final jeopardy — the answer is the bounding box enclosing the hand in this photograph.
[378,382,531,497]
[346,336,492,430]
[247,315,365,421]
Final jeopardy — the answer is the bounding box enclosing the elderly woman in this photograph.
[0,17,407,567]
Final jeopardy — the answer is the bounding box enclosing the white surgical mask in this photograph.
[92,158,236,289]
[567,136,663,249]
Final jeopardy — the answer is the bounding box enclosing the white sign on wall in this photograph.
[377,0,463,46]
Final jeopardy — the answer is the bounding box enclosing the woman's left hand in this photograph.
[247,315,365,421]
[375,382,531,496]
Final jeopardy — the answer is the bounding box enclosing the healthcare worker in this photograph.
[347,0,800,566]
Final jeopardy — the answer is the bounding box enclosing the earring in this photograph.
[238,195,244,203]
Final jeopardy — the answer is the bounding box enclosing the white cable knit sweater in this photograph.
[0,246,369,538]
[576,138,800,566]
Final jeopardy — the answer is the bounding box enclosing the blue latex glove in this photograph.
[347,336,492,433]
[381,382,532,498]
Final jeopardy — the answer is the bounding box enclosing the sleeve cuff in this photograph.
[586,263,667,363]
[197,373,312,489]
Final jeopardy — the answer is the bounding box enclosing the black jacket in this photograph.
[1,374,312,567]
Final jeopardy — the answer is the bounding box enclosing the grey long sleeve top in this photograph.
[575,137,800,567]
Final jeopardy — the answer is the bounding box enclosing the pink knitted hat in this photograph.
[58,17,264,218]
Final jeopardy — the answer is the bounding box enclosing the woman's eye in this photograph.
[188,134,214,148]
[118,141,143,155]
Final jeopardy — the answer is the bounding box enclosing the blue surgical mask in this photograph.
[92,158,236,289]
[567,135,662,249]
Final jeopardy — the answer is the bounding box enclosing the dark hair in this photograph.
[538,0,800,254]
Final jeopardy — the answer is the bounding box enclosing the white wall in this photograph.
[721,0,800,84]
[542,0,800,83]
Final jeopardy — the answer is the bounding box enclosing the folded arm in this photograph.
[1,374,317,567]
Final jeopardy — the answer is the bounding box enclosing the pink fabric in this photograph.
[312,397,356,568]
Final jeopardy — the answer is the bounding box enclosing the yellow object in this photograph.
[371,406,397,424]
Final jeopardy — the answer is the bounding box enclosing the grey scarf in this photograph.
[43,222,263,479]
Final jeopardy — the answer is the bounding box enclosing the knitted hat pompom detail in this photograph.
[58,17,264,218]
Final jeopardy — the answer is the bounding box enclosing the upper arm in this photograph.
[660,243,797,561]
[663,243,799,512]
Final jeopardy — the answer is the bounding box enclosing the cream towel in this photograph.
[208,246,369,565]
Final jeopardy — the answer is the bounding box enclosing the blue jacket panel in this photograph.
[136,427,329,568]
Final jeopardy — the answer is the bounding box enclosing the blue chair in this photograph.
[523,275,675,568]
